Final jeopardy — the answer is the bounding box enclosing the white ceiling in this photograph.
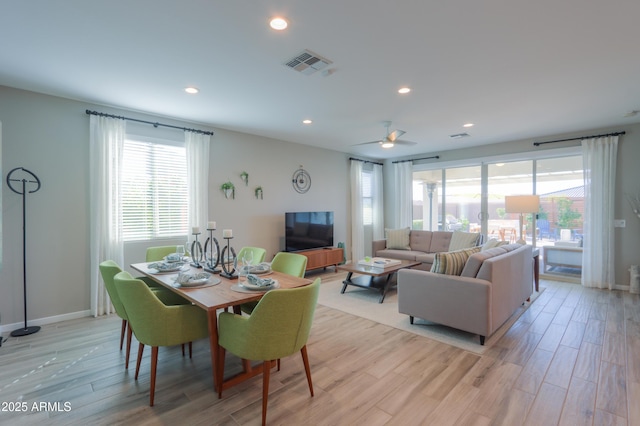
[2,1,640,160]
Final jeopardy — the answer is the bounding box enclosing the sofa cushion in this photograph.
[409,230,433,253]
[429,231,453,253]
[460,247,508,278]
[415,252,436,265]
[376,249,420,261]
[430,246,481,275]
[481,238,500,251]
[385,227,411,250]
[448,231,481,251]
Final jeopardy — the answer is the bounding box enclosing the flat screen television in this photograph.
[285,211,334,252]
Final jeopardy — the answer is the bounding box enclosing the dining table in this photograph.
[130,261,313,392]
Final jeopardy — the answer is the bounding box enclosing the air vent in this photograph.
[284,49,333,75]
[449,132,470,139]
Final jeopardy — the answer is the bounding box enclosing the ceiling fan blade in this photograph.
[386,129,406,142]
[394,139,417,146]
[352,140,383,146]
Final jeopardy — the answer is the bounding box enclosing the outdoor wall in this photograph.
[384,124,640,287]
[0,86,350,330]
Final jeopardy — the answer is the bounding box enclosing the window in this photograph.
[362,169,373,225]
[121,137,188,241]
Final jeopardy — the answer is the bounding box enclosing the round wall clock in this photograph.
[292,166,311,193]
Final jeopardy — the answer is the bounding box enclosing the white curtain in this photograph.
[89,115,125,316]
[372,163,385,240]
[350,160,364,262]
[581,135,618,289]
[185,131,211,235]
[394,161,413,228]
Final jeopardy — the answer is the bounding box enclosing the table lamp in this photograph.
[504,195,540,244]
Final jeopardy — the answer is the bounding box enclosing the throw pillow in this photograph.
[448,230,480,251]
[430,246,481,275]
[385,227,411,250]
[481,238,500,251]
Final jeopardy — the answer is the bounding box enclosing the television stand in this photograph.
[297,247,343,272]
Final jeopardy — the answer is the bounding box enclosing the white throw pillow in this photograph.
[448,231,480,251]
[480,238,500,251]
[385,227,411,250]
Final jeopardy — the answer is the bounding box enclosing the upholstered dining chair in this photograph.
[99,260,192,369]
[113,271,209,407]
[217,278,321,426]
[146,245,181,262]
[237,246,267,265]
[239,251,307,315]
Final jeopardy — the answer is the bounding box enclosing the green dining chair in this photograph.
[99,260,192,369]
[146,245,182,262]
[113,271,209,407]
[237,246,267,265]
[217,278,321,426]
[239,251,307,315]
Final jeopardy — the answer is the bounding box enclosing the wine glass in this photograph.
[176,245,185,261]
[242,251,254,282]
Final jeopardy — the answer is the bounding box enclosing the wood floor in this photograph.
[1,271,638,425]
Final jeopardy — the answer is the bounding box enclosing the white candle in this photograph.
[208,221,216,230]
[223,229,233,238]
[192,226,200,234]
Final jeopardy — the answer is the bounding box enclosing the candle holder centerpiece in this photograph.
[204,222,221,274]
[190,227,203,268]
[220,229,237,279]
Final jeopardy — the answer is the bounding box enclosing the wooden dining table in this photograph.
[130,262,312,392]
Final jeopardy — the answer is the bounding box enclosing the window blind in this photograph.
[122,139,188,241]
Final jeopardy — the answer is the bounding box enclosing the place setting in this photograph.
[171,271,220,289]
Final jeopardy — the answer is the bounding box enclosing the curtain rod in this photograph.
[85,109,214,136]
[349,157,383,166]
[393,155,440,164]
[533,131,624,147]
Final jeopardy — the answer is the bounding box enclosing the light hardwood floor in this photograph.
[1,271,638,425]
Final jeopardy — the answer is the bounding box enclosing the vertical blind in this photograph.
[122,139,188,241]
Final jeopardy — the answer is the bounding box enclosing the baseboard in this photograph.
[0,310,92,334]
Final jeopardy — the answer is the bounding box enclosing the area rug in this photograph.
[317,273,545,355]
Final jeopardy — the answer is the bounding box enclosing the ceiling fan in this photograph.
[354,121,417,149]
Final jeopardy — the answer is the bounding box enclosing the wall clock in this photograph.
[292,166,311,193]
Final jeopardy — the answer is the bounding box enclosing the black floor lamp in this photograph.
[7,167,41,337]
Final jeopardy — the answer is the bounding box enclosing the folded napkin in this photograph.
[246,274,275,287]
[176,272,210,285]
[148,262,180,271]
[165,253,183,262]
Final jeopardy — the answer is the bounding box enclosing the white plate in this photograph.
[249,263,272,275]
[241,279,278,291]
[163,254,186,263]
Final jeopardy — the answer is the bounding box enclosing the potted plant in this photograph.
[240,171,249,186]
[255,186,263,200]
[221,181,235,199]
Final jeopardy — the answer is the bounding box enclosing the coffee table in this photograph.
[337,259,421,303]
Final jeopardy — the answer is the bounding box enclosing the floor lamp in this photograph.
[505,195,540,244]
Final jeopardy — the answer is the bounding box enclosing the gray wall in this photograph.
[0,86,350,330]
[384,124,640,287]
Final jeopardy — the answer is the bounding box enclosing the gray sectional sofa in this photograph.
[372,230,480,270]
[397,243,533,345]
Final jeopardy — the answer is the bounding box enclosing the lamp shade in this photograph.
[504,195,540,213]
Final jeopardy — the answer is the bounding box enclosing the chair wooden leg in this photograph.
[300,345,314,397]
[189,341,193,359]
[277,359,281,371]
[120,319,127,350]
[125,324,133,370]
[150,346,158,407]
[135,343,145,380]
[217,346,226,399]
[262,360,271,426]
[182,343,185,357]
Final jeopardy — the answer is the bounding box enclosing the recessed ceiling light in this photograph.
[398,87,411,94]
[184,87,199,94]
[269,17,288,30]
[302,119,312,124]
[463,123,474,128]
